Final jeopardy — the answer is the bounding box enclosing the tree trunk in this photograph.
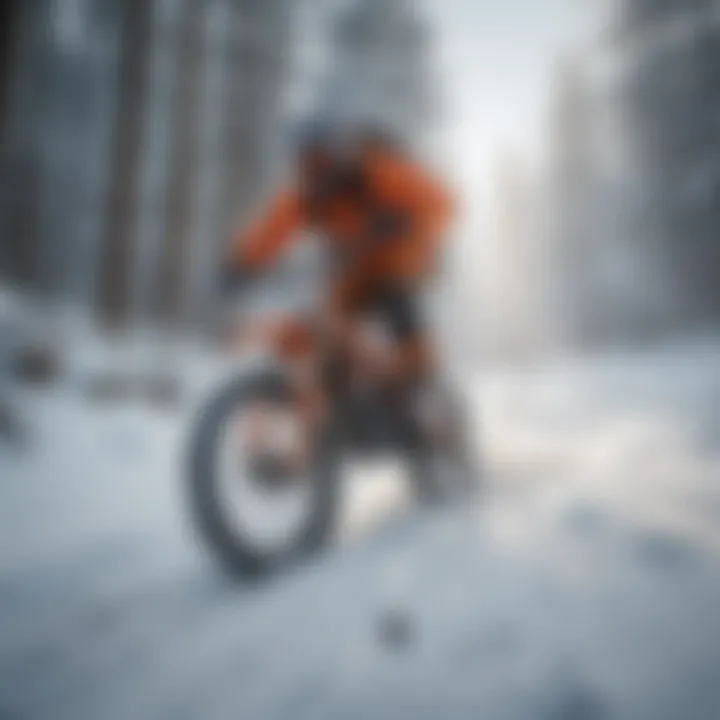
[152,0,206,328]
[98,0,154,329]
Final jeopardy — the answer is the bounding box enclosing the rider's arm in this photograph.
[367,150,454,278]
[227,188,304,273]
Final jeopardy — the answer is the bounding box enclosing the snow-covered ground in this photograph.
[2,340,720,719]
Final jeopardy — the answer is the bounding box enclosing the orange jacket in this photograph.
[229,146,453,282]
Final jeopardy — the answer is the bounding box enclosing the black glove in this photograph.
[366,209,411,245]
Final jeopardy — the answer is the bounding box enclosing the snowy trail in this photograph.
[2,343,720,719]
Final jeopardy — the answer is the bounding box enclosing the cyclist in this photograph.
[224,119,454,389]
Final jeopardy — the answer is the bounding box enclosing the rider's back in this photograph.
[230,141,453,283]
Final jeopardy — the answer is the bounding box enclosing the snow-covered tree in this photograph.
[0,0,293,331]
[609,0,720,330]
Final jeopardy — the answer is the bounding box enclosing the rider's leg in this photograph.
[366,282,439,461]
[371,281,434,384]
[323,271,374,390]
